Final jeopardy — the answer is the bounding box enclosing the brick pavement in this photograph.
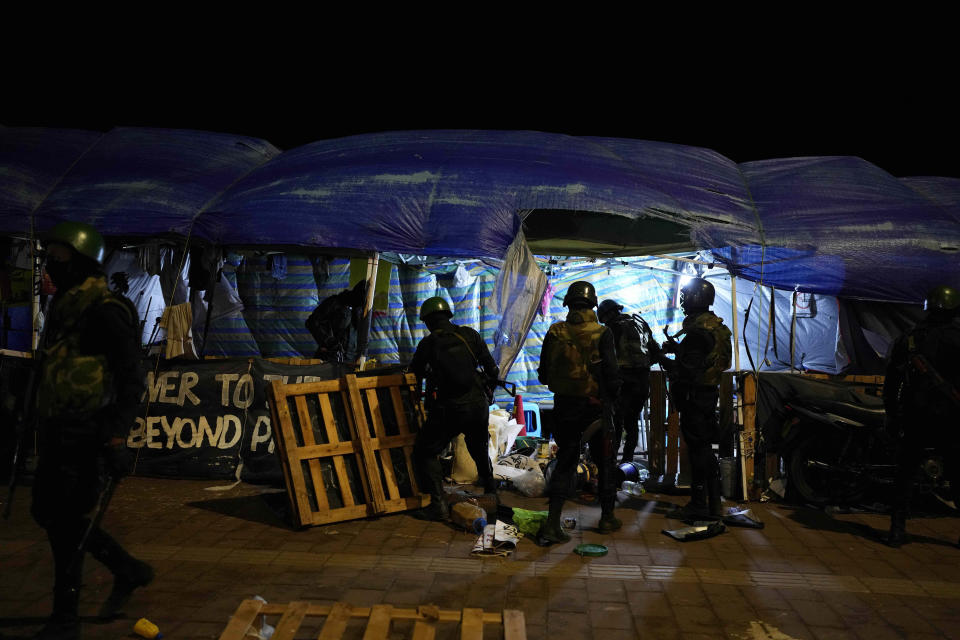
[1,477,959,639]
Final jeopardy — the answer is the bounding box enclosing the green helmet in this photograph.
[924,285,960,312]
[562,281,598,308]
[597,299,623,323]
[419,296,453,321]
[680,277,715,311]
[46,221,105,264]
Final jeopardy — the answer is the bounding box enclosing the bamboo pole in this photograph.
[355,252,379,370]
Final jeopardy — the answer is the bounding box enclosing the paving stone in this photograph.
[588,601,634,629]
[4,477,960,639]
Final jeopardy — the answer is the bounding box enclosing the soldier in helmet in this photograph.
[538,281,622,542]
[659,277,732,522]
[408,296,500,521]
[882,284,960,548]
[30,222,152,639]
[597,299,662,464]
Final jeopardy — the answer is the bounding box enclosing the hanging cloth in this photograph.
[159,301,197,359]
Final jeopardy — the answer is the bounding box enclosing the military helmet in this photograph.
[419,296,453,321]
[46,221,105,264]
[679,277,715,310]
[924,285,960,312]
[597,299,623,323]
[562,281,598,308]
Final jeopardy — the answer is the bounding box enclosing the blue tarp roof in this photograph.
[2,126,958,303]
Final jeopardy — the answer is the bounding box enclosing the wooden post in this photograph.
[718,373,735,458]
[730,275,740,372]
[355,252,379,370]
[739,372,758,500]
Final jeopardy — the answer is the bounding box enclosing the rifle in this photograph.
[65,475,116,576]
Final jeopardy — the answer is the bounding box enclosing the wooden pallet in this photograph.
[219,600,527,640]
[268,372,429,527]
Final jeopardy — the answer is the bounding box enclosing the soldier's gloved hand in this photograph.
[103,439,134,479]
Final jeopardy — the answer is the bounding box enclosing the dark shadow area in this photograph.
[186,491,293,530]
[783,502,959,549]
[0,614,110,637]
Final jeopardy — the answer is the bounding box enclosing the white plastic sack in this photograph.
[512,468,546,497]
[493,452,541,480]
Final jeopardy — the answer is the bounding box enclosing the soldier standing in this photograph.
[597,299,661,464]
[882,285,960,548]
[659,277,732,521]
[30,222,152,639]
[408,297,500,521]
[538,281,622,542]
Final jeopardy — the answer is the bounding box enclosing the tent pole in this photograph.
[355,252,379,370]
[730,275,740,371]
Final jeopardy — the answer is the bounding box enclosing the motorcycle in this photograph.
[777,390,952,509]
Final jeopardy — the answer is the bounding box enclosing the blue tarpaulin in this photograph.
[2,126,958,304]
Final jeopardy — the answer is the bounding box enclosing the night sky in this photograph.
[4,62,957,180]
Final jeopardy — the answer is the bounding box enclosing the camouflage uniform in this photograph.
[539,306,621,536]
[31,273,150,634]
[661,308,732,519]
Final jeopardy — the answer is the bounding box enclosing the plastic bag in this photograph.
[511,508,548,537]
[511,468,546,497]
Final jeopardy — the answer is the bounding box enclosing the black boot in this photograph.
[707,475,724,520]
[538,498,571,544]
[481,475,499,497]
[33,587,80,640]
[97,557,155,620]
[882,509,908,548]
[597,503,622,534]
[412,494,450,522]
[87,529,155,620]
[669,484,712,521]
[412,459,450,522]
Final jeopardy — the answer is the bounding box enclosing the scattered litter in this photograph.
[574,543,608,557]
[511,468,546,497]
[722,507,765,529]
[471,520,520,556]
[510,508,548,537]
[245,596,275,639]
[662,521,726,541]
[450,502,487,532]
[493,453,541,480]
[767,476,787,498]
[133,617,163,639]
[621,480,645,496]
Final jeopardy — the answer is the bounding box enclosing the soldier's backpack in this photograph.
[430,327,487,401]
[544,321,606,398]
[614,313,653,369]
[698,313,733,385]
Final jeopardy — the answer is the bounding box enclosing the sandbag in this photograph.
[450,434,478,483]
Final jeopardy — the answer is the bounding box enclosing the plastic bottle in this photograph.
[252,595,276,639]
[450,502,486,531]
[621,480,645,496]
[133,618,162,639]
[472,517,487,534]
